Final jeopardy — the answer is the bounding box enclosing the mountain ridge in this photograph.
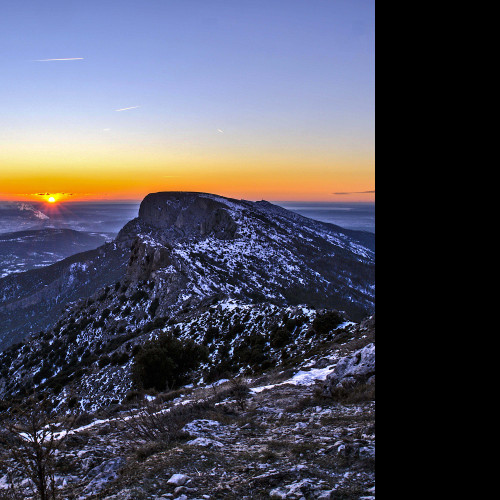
[0,192,374,353]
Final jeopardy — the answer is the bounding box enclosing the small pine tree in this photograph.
[132,334,208,391]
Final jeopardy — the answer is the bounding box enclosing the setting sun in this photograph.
[48,197,56,203]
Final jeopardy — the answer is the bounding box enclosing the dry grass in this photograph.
[321,382,375,404]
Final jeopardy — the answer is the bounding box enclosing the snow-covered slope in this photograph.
[118,192,375,319]
[0,192,375,411]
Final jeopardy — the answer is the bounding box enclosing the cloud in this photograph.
[35,58,84,62]
[115,106,140,112]
[332,190,375,195]
[34,192,74,198]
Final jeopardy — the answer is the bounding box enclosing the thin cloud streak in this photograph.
[115,106,140,112]
[35,58,84,62]
[332,190,375,195]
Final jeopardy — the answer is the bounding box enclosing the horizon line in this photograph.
[0,198,375,204]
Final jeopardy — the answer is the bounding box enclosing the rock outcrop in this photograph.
[138,192,238,240]
[324,342,376,395]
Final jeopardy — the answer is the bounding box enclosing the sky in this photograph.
[0,0,375,203]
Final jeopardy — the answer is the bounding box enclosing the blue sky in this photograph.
[0,0,375,201]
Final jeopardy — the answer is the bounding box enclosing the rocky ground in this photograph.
[0,319,375,500]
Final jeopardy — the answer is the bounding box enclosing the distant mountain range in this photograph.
[0,229,107,278]
[0,203,49,233]
[0,201,140,235]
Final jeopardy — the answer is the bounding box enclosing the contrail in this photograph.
[35,58,84,62]
[115,106,140,112]
[332,190,375,195]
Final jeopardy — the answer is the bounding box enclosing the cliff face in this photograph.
[138,192,238,240]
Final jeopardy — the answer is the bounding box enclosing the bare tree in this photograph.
[0,397,75,500]
[229,377,251,411]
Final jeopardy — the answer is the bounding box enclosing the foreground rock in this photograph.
[323,343,376,396]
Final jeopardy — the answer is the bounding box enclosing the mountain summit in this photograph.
[137,192,239,239]
[0,192,374,352]
[0,191,375,416]
[117,192,374,317]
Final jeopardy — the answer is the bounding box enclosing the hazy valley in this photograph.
[0,229,107,278]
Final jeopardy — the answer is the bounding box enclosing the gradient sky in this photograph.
[0,0,375,203]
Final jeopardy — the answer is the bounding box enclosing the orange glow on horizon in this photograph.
[0,134,374,203]
[0,158,375,203]
[0,2,375,207]
[0,185,375,204]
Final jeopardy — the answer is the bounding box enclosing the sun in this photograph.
[48,196,56,203]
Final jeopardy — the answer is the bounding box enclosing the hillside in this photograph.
[0,242,130,351]
[0,192,374,352]
[0,192,375,499]
[0,317,375,499]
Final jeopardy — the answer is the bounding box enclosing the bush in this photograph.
[233,334,268,367]
[148,298,160,317]
[111,351,130,366]
[270,328,292,348]
[131,334,208,391]
[67,396,79,409]
[99,355,111,368]
[131,290,149,305]
[312,311,345,336]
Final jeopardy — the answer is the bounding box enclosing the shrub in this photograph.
[67,396,79,409]
[270,328,292,348]
[148,298,160,317]
[321,382,376,404]
[312,311,345,336]
[131,290,149,305]
[99,355,111,368]
[132,334,208,391]
[204,326,220,345]
[123,399,214,446]
[233,334,268,367]
[111,351,130,366]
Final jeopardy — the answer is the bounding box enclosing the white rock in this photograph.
[324,343,375,395]
[187,437,224,448]
[182,419,221,438]
[167,474,190,487]
[269,488,288,499]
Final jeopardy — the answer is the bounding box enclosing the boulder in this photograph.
[167,474,190,487]
[182,419,222,438]
[323,343,375,396]
[82,457,126,496]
